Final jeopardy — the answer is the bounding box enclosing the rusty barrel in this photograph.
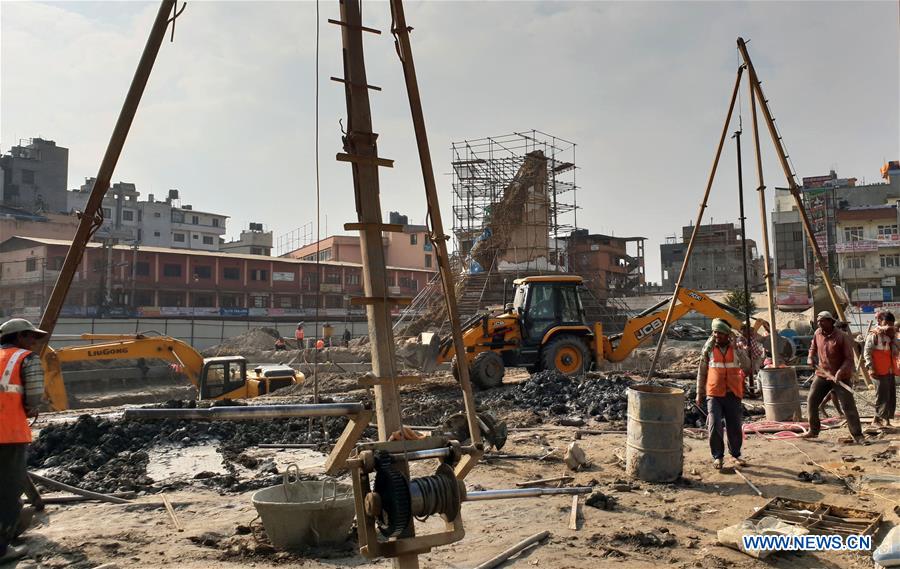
[758,367,802,422]
[626,384,684,482]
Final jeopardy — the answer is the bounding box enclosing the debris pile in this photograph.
[28,405,363,493]
[204,327,282,356]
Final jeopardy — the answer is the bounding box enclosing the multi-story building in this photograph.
[67,185,228,250]
[0,236,435,319]
[220,223,273,256]
[284,218,435,271]
[0,139,69,214]
[660,222,762,292]
[771,161,900,306]
[834,204,900,302]
[564,230,645,300]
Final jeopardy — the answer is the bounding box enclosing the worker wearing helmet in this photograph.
[696,318,751,470]
[804,311,863,443]
[0,318,47,562]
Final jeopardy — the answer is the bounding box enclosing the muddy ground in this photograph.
[15,365,899,569]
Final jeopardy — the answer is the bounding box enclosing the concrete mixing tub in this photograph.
[252,475,355,549]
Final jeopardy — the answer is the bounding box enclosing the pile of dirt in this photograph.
[29,402,368,494]
[204,327,282,356]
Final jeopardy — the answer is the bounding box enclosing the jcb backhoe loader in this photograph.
[415,276,767,389]
[43,334,303,411]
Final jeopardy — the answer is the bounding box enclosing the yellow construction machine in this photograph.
[416,275,766,389]
[42,334,303,411]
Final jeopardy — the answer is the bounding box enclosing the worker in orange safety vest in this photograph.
[864,310,898,427]
[0,318,47,562]
[695,318,751,470]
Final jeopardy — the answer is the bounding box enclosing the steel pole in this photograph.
[646,65,745,380]
[465,487,592,501]
[123,403,366,421]
[733,129,756,385]
[388,0,484,479]
[37,0,177,347]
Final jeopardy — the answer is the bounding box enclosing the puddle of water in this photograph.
[146,443,227,482]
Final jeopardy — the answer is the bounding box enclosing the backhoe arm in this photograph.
[42,335,206,411]
[604,288,767,363]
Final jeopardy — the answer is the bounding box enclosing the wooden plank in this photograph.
[326,18,382,34]
[161,494,183,532]
[336,152,394,168]
[330,76,382,91]
[568,495,581,530]
[324,409,374,476]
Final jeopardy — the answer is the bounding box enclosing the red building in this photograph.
[0,236,435,319]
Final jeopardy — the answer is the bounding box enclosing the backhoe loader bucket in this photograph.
[399,332,442,373]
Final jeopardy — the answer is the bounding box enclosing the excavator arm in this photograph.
[603,288,768,363]
[43,335,206,411]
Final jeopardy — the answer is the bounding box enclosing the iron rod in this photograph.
[733,129,755,385]
[124,403,366,421]
[465,487,592,501]
[646,65,745,380]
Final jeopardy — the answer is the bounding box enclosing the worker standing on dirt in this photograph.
[804,311,864,443]
[863,311,897,427]
[696,318,751,470]
[342,328,352,346]
[0,318,47,562]
[294,323,305,348]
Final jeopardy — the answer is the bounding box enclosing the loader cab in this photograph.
[199,356,248,399]
[513,276,587,347]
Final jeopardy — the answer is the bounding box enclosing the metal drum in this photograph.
[626,384,684,482]
[758,367,802,422]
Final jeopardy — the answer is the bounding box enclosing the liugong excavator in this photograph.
[415,275,767,389]
[42,334,303,411]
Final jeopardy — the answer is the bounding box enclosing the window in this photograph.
[220,293,242,308]
[212,218,220,227]
[191,293,215,307]
[202,236,214,245]
[250,247,266,255]
[159,291,184,306]
[302,295,319,309]
[192,234,198,240]
[425,255,432,268]
[325,295,344,309]
[163,264,182,277]
[878,225,899,238]
[25,258,37,272]
[137,210,142,222]
[223,267,240,280]
[135,262,150,276]
[173,233,186,243]
[881,254,900,268]
[410,234,418,245]
[278,296,297,308]
[559,286,584,323]
[21,169,35,184]
[324,272,341,284]
[193,266,212,279]
[154,212,161,218]
[398,276,418,291]
[51,257,64,270]
[171,210,184,223]
[102,208,112,218]
[844,256,865,269]
[134,290,154,306]
[250,269,269,282]
[154,231,161,237]
[347,273,360,286]
[843,226,864,242]
[250,294,269,308]
[424,241,433,252]
[192,215,199,225]
[122,210,134,221]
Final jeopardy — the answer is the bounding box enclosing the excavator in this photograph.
[415,275,769,389]
[42,334,303,411]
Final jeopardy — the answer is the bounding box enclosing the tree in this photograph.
[723,289,757,319]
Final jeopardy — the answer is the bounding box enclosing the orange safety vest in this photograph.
[870,333,897,376]
[0,347,33,444]
[706,344,744,399]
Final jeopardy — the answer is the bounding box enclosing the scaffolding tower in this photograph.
[451,131,579,263]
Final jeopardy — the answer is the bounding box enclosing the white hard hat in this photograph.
[816,311,836,322]
[0,318,48,337]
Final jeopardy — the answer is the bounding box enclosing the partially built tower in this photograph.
[451,131,578,272]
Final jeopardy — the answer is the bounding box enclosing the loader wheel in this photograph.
[470,351,505,390]
[542,336,588,376]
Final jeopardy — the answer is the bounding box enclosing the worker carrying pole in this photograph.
[0,318,48,562]
[695,318,751,470]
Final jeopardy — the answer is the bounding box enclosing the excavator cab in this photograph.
[514,278,588,346]
[199,356,249,400]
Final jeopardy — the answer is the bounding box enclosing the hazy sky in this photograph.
[2,1,898,283]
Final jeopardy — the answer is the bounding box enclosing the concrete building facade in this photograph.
[564,230,645,300]
[0,236,436,319]
[660,222,763,292]
[834,204,900,302]
[0,139,69,214]
[284,224,435,271]
[220,224,274,256]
